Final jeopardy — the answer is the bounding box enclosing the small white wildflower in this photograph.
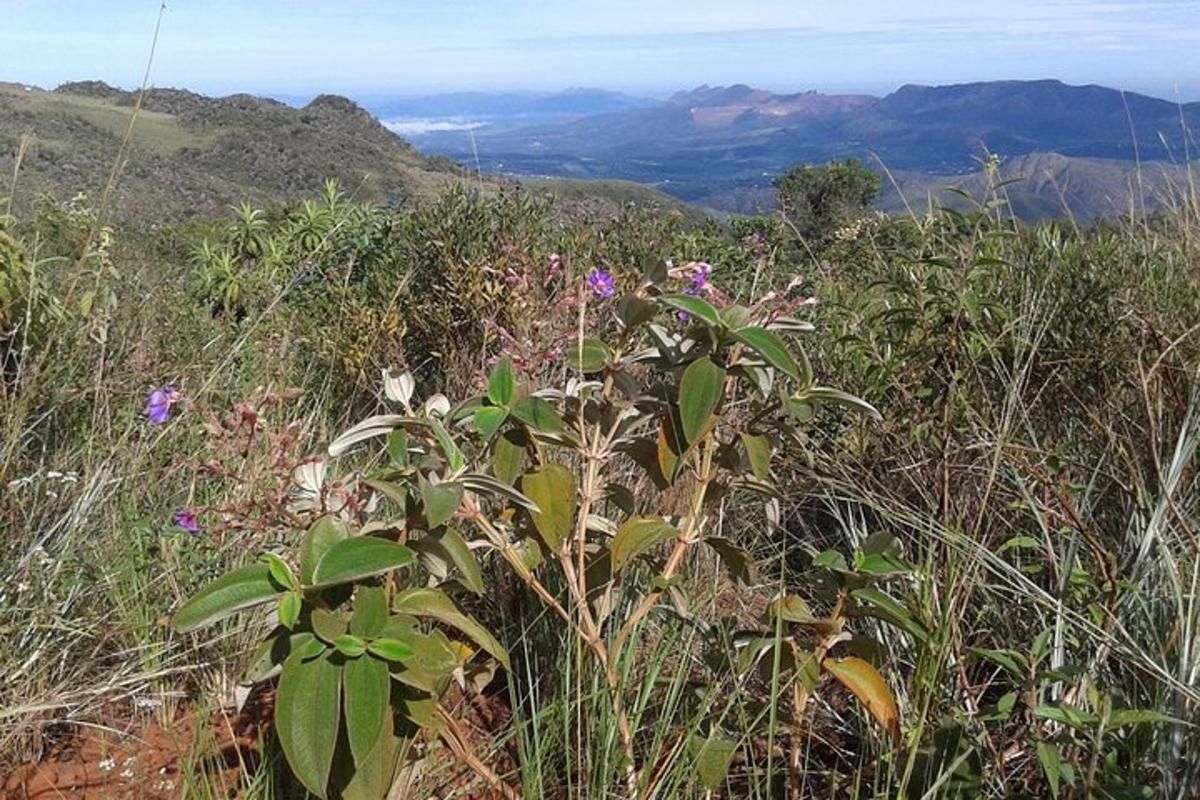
[99,756,116,772]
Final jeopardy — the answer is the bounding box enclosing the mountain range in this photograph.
[402,80,1200,218]
[0,81,688,223]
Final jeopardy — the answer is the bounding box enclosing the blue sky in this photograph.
[3,1,1199,100]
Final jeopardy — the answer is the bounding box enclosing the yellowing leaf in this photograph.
[822,656,900,743]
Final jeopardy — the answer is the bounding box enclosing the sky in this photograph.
[3,1,1200,101]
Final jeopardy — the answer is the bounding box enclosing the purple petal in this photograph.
[174,510,200,535]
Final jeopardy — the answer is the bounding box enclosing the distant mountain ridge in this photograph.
[407,79,1200,216]
[0,81,691,222]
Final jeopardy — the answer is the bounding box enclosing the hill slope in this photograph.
[0,81,488,220]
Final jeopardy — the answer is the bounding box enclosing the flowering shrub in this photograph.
[172,264,898,798]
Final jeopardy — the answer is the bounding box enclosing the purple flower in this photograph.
[174,510,200,535]
[146,386,179,425]
[586,269,615,300]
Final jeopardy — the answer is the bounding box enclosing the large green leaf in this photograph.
[276,648,341,798]
[688,733,737,791]
[173,563,281,633]
[311,537,414,588]
[343,653,391,765]
[739,432,772,480]
[733,326,800,381]
[486,357,515,406]
[419,477,463,528]
[437,528,483,594]
[430,419,465,471]
[571,337,610,372]
[393,588,509,669]
[659,293,720,327]
[521,465,576,553]
[491,429,527,485]
[678,357,725,444]
[473,406,508,442]
[300,516,349,585]
[511,396,564,433]
[611,517,678,572]
[337,711,397,800]
[350,586,389,637]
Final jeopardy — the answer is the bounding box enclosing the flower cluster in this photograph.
[586,268,615,300]
[146,386,179,424]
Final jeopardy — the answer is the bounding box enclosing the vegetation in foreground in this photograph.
[1,155,1198,799]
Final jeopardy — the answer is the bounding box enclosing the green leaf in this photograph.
[1108,709,1173,728]
[971,648,1029,679]
[611,517,678,572]
[461,472,540,511]
[311,608,348,643]
[733,326,800,380]
[276,648,341,798]
[855,552,909,577]
[851,588,928,642]
[335,634,368,658]
[473,406,508,442]
[437,528,484,594]
[521,465,576,553]
[386,428,409,466]
[311,537,415,588]
[660,293,720,327]
[243,631,316,684]
[430,419,465,471]
[804,386,882,421]
[705,536,755,584]
[812,549,850,572]
[300,516,349,586]
[511,396,564,433]
[278,591,302,629]
[350,586,389,637]
[618,296,657,329]
[491,429,527,485]
[783,396,815,423]
[261,553,298,591]
[338,708,396,800]
[367,637,414,662]
[719,305,752,330]
[173,563,281,633]
[571,337,610,372]
[823,656,901,743]
[393,588,509,669]
[739,432,772,480]
[688,733,737,791]
[486,357,515,406]
[420,477,463,528]
[364,478,408,510]
[1037,741,1063,799]
[678,357,725,444]
[1035,704,1100,730]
